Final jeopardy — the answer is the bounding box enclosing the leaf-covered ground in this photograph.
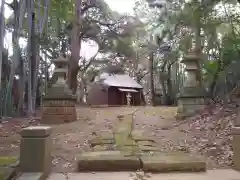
[0,105,236,172]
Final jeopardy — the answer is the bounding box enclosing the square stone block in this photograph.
[78,151,140,171]
[140,152,206,172]
[41,100,77,124]
[232,127,240,171]
[20,135,52,173]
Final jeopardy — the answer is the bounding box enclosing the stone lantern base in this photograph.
[176,86,205,119]
[41,84,77,124]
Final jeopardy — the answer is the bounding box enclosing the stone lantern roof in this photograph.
[181,53,200,71]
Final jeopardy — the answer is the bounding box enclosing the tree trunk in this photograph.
[4,0,26,116]
[31,0,50,112]
[166,65,173,105]
[27,0,34,116]
[44,55,49,94]
[193,1,202,86]
[17,55,26,116]
[69,0,82,94]
[160,73,168,105]
[0,0,5,89]
[30,13,38,114]
[149,52,155,105]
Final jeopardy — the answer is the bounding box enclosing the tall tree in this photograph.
[0,0,5,89]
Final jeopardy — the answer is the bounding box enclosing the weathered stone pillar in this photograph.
[232,127,240,171]
[177,53,205,118]
[20,126,52,174]
[41,55,77,124]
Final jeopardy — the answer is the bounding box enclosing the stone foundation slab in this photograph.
[140,152,206,172]
[78,151,140,171]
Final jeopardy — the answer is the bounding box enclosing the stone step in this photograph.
[77,151,206,172]
[140,152,206,172]
[47,169,240,180]
[78,151,140,171]
[16,173,45,180]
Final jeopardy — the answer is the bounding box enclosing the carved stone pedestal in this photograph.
[177,87,205,118]
[42,98,77,124]
[41,56,77,124]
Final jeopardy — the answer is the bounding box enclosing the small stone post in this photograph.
[20,126,52,174]
[177,53,205,118]
[232,127,240,171]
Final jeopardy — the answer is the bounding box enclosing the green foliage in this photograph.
[221,35,240,64]
[179,35,192,53]
[113,37,135,57]
[49,0,74,21]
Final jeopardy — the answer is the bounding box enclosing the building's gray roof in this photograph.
[99,72,143,89]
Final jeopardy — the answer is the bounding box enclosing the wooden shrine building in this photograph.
[87,72,145,106]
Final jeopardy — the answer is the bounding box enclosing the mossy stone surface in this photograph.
[0,157,18,180]
[0,167,16,180]
[114,133,136,147]
[0,156,18,166]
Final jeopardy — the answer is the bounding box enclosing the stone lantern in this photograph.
[126,92,132,106]
[177,53,205,118]
[41,55,77,124]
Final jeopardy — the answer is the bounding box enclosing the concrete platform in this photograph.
[46,169,240,180]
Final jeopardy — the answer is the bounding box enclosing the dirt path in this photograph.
[0,106,226,172]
